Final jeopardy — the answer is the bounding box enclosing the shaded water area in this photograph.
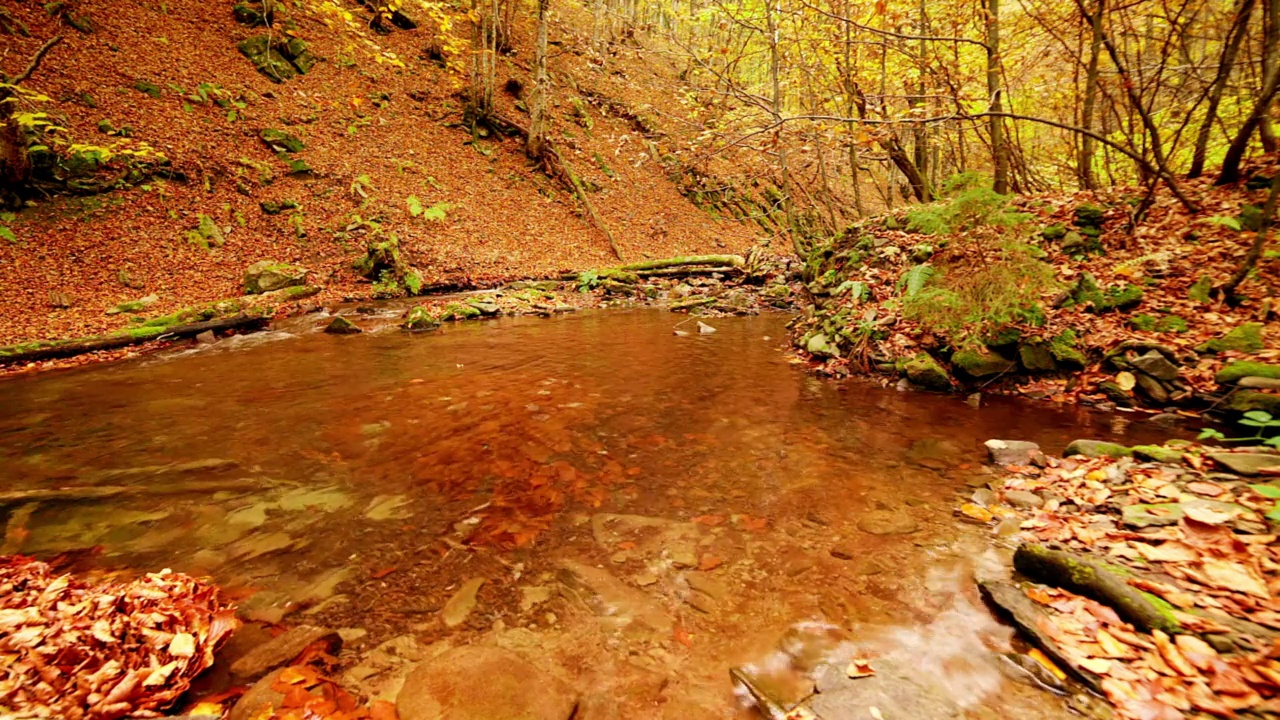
[0,308,1181,718]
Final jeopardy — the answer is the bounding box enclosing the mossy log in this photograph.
[0,312,268,365]
[1013,544,1181,634]
[618,255,744,272]
[635,265,740,278]
[0,477,268,507]
[979,580,1104,694]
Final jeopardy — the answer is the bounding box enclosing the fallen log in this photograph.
[618,255,745,272]
[0,312,268,365]
[1013,544,1181,634]
[0,477,273,507]
[979,580,1104,694]
[668,296,716,311]
[634,266,740,278]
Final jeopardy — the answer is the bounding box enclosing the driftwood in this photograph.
[1013,544,1181,634]
[979,580,1105,694]
[0,312,268,365]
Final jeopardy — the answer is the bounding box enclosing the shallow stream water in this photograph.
[0,308,1181,718]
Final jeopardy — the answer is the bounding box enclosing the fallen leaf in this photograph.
[1185,481,1224,497]
[957,503,993,523]
[845,659,875,678]
[1079,656,1113,674]
[1028,648,1067,681]
[1200,558,1270,598]
[1154,630,1198,677]
[1116,371,1136,391]
[1096,628,1134,659]
[371,567,398,579]
[1134,541,1199,563]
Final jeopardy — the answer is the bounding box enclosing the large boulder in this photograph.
[244,260,308,294]
[396,646,577,720]
[1130,350,1179,381]
[951,344,1016,378]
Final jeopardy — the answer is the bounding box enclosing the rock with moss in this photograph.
[439,303,481,322]
[1131,445,1184,464]
[1217,361,1280,385]
[952,344,1016,378]
[1129,314,1157,332]
[105,294,159,315]
[1101,284,1143,312]
[806,332,839,358]
[1199,323,1264,354]
[1018,342,1057,372]
[324,316,362,335]
[260,128,305,153]
[1048,329,1087,369]
[1041,224,1067,241]
[133,79,162,98]
[902,353,952,391]
[467,297,501,316]
[188,214,226,250]
[1097,381,1134,407]
[402,306,440,332]
[1063,439,1133,459]
[238,35,296,82]
[244,260,307,294]
[1073,204,1105,228]
[354,236,402,280]
[1224,391,1280,415]
[260,199,300,215]
[1155,315,1187,333]
[1188,275,1213,304]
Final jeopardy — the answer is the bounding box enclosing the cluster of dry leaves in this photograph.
[977,450,1280,718]
[0,555,237,719]
[238,664,398,720]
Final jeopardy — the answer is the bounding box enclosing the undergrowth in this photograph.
[905,174,1031,235]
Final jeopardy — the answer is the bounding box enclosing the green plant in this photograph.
[904,187,1030,235]
[1248,484,1280,523]
[902,244,1056,339]
[0,212,16,243]
[1198,411,1280,447]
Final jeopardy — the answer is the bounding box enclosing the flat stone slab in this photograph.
[984,439,1042,466]
[555,559,672,633]
[442,577,486,628]
[230,625,339,679]
[1209,452,1280,476]
[855,510,919,536]
[397,646,577,720]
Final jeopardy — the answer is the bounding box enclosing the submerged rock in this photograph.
[324,316,363,334]
[401,306,440,332]
[855,510,919,536]
[396,646,577,720]
[555,559,671,633]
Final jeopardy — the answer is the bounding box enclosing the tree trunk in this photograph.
[987,0,1008,193]
[1079,0,1104,189]
[1188,0,1257,178]
[1217,51,1280,185]
[765,0,799,253]
[913,0,931,200]
[1263,0,1279,151]
[0,36,62,206]
[527,0,550,159]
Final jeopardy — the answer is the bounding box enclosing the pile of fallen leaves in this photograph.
[233,664,399,720]
[0,555,237,719]
[970,447,1280,718]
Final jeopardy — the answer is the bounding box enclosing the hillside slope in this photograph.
[0,0,758,344]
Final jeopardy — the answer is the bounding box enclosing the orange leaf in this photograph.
[673,624,693,648]
[371,567,398,579]
[691,515,724,526]
[698,554,723,571]
[371,699,400,720]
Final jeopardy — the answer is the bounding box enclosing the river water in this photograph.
[0,308,1177,718]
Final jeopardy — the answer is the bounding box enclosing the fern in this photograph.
[898,264,936,298]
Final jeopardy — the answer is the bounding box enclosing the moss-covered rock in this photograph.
[1188,275,1213,304]
[1198,322,1264,354]
[105,294,159,315]
[1102,284,1143,312]
[1097,380,1135,407]
[1155,315,1188,333]
[353,236,402,280]
[260,128,305,153]
[1048,329,1087,369]
[238,35,296,82]
[806,332,839,358]
[952,344,1016,378]
[1018,342,1057,372]
[133,79,162,98]
[244,260,307,294]
[1131,445,1184,464]
[1041,223,1067,241]
[439,302,481,321]
[1068,273,1143,312]
[402,306,440,332]
[260,199,300,215]
[1216,361,1280,385]
[903,352,953,391]
[1064,439,1132,459]
[324,316,362,335]
[1073,204,1105,227]
[1224,391,1280,414]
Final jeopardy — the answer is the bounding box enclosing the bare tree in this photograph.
[1187,0,1256,178]
[987,0,1008,193]
[527,0,551,159]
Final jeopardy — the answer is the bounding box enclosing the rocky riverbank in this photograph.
[962,438,1280,719]
[789,172,1279,425]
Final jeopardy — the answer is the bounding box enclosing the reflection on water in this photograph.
[0,309,1175,718]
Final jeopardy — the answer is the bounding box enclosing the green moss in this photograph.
[260,199,300,214]
[1048,329,1087,368]
[277,285,319,300]
[903,352,952,391]
[133,79,162,98]
[1131,445,1184,463]
[1199,322,1264,353]
[1155,315,1188,333]
[1018,342,1057,372]
[1041,223,1067,241]
[1225,391,1280,414]
[1074,203,1105,227]
[402,306,440,332]
[1129,314,1157,332]
[1064,439,1133,458]
[1188,275,1213,303]
[439,303,481,321]
[951,343,1016,378]
[196,214,225,247]
[1216,361,1280,384]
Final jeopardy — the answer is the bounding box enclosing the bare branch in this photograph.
[8,36,64,86]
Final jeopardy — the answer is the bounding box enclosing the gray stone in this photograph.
[396,646,577,720]
[1121,499,1252,528]
[1003,490,1044,509]
[806,657,964,720]
[855,510,919,536]
[244,260,308,294]
[806,332,838,358]
[1209,452,1280,476]
[1063,439,1132,458]
[1133,372,1171,404]
[697,321,716,334]
[1130,350,1179,381]
[984,439,1042,466]
[1240,377,1280,390]
[441,577,486,628]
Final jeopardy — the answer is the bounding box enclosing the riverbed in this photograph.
[0,307,1179,718]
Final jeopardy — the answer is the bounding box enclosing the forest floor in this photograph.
[0,0,758,350]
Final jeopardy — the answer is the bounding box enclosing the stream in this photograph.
[0,307,1182,718]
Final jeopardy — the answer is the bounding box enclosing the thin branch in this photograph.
[7,35,63,85]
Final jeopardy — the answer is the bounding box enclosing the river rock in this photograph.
[806,657,964,720]
[442,577,486,628]
[555,559,672,633]
[1063,439,1132,458]
[855,510,919,536]
[230,625,340,679]
[324,316,362,334]
[1130,350,1179,381]
[1003,490,1044,509]
[1133,372,1171,404]
[1208,452,1280,476]
[984,439,1042,466]
[244,260,308,294]
[1132,445,1183,464]
[396,646,577,720]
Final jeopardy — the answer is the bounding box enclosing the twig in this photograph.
[8,35,63,85]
